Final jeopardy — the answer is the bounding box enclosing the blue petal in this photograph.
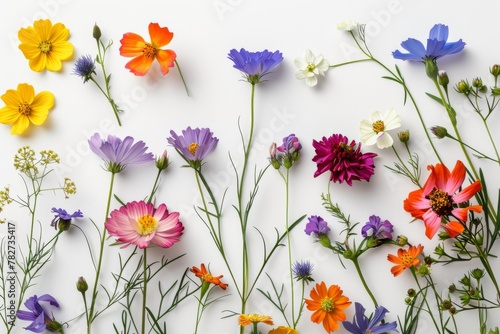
[372,321,399,333]
[392,50,421,61]
[37,294,60,307]
[429,24,449,41]
[442,40,466,55]
[426,39,446,58]
[368,305,390,328]
[23,312,46,333]
[17,310,37,321]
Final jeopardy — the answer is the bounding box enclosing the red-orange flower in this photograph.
[387,244,424,277]
[190,263,227,290]
[403,160,482,239]
[238,314,274,327]
[305,281,351,333]
[119,22,176,76]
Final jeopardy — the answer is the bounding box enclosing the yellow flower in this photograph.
[0,83,54,135]
[18,19,74,72]
[268,326,299,334]
[238,313,274,327]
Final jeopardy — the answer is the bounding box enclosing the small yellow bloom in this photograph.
[18,19,74,72]
[268,326,299,334]
[238,313,274,327]
[0,83,54,135]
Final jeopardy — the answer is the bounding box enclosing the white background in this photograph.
[1,0,500,333]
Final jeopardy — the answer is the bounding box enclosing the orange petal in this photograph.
[120,33,147,57]
[125,55,154,76]
[443,221,465,238]
[149,22,173,48]
[156,49,176,75]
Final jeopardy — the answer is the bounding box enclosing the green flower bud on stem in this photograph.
[77,276,88,293]
[398,130,410,143]
[425,58,439,80]
[93,23,102,40]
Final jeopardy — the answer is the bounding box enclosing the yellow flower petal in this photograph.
[11,116,30,135]
[1,89,22,106]
[50,41,74,61]
[44,53,63,72]
[49,22,70,43]
[0,106,21,124]
[33,19,52,40]
[28,54,48,72]
[17,83,35,104]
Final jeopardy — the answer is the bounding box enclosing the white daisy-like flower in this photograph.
[360,108,401,149]
[294,49,330,87]
[337,20,358,31]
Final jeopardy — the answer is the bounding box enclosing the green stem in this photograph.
[351,258,378,307]
[193,291,202,334]
[147,169,162,204]
[284,168,296,327]
[89,76,121,126]
[175,59,190,97]
[293,280,306,328]
[411,268,443,334]
[141,248,147,334]
[87,171,116,334]
[480,117,500,164]
[329,58,372,68]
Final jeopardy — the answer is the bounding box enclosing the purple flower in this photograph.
[167,127,219,168]
[343,302,398,334]
[73,54,96,83]
[305,215,330,236]
[393,24,465,62]
[88,133,154,173]
[17,294,63,333]
[361,215,394,240]
[292,260,314,282]
[228,48,283,84]
[277,133,301,168]
[51,207,84,231]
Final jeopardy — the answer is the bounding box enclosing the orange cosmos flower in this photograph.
[268,326,298,334]
[119,22,176,76]
[404,160,482,239]
[305,281,351,333]
[190,263,228,290]
[238,314,274,327]
[387,244,424,277]
[0,83,54,135]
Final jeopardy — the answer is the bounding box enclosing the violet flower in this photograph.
[277,133,301,168]
[361,215,394,240]
[343,302,398,334]
[17,294,63,333]
[228,48,283,84]
[51,207,84,231]
[292,260,314,283]
[167,126,219,168]
[72,54,96,83]
[305,215,330,236]
[88,133,154,173]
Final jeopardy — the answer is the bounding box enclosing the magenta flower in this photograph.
[105,200,184,249]
[88,133,154,173]
[167,127,218,168]
[17,294,63,333]
[361,215,394,240]
[312,134,377,186]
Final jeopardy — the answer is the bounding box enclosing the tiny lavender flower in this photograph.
[167,127,219,168]
[305,215,330,236]
[227,48,283,84]
[72,54,96,83]
[277,133,302,168]
[361,215,394,240]
[292,260,314,282]
[17,294,63,333]
[51,207,83,231]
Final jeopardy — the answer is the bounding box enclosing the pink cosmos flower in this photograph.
[105,201,183,249]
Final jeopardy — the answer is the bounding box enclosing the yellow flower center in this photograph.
[188,142,199,156]
[38,40,52,53]
[306,63,316,72]
[18,102,31,116]
[372,120,385,133]
[203,273,213,282]
[143,43,157,59]
[137,214,157,236]
[320,296,334,312]
[428,188,453,216]
[401,252,415,267]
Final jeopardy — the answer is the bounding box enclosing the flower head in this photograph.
[105,201,183,249]
[342,302,398,334]
[88,133,154,173]
[238,313,274,327]
[305,281,351,333]
[191,263,228,290]
[292,260,314,283]
[268,326,299,334]
[73,54,96,83]
[18,19,74,72]
[17,294,63,333]
[392,24,465,62]
[361,215,394,240]
[277,134,302,168]
[305,215,330,236]
[167,127,219,168]
[294,49,330,87]
[228,48,283,84]
[403,160,482,239]
[337,20,358,31]
[387,244,424,277]
[0,83,54,135]
[51,207,83,231]
[312,134,377,186]
[359,108,401,149]
[119,22,176,76]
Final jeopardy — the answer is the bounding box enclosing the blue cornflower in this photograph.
[392,24,465,62]
[228,48,283,84]
[51,207,84,231]
[72,54,96,83]
[17,294,64,333]
[292,260,314,283]
[361,215,394,240]
[343,302,398,334]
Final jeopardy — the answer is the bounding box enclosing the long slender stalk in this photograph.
[141,248,147,334]
[284,168,296,327]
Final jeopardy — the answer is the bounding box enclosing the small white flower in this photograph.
[337,20,358,31]
[294,49,330,87]
[360,108,401,149]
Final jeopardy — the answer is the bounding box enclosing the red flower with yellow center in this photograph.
[190,263,227,290]
[387,244,424,277]
[305,281,351,333]
[119,22,176,76]
[403,160,482,239]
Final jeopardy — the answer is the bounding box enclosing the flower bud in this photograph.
[456,80,471,95]
[318,233,332,248]
[425,58,439,80]
[155,150,169,171]
[441,299,452,310]
[77,276,88,293]
[491,87,500,96]
[430,126,448,139]
[398,130,410,143]
[449,306,456,314]
[404,297,412,304]
[56,219,72,232]
[342,249,354,259]
[396,235,408,246]
[448,284,456,293]
[416,264,431,277]
[472,77,483,88]
[490,64,500,77]
[471,268,485,279]
[407,288,416,297]
[459,275,471,287]
[438,70,449,87]
[93,23,102,40]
